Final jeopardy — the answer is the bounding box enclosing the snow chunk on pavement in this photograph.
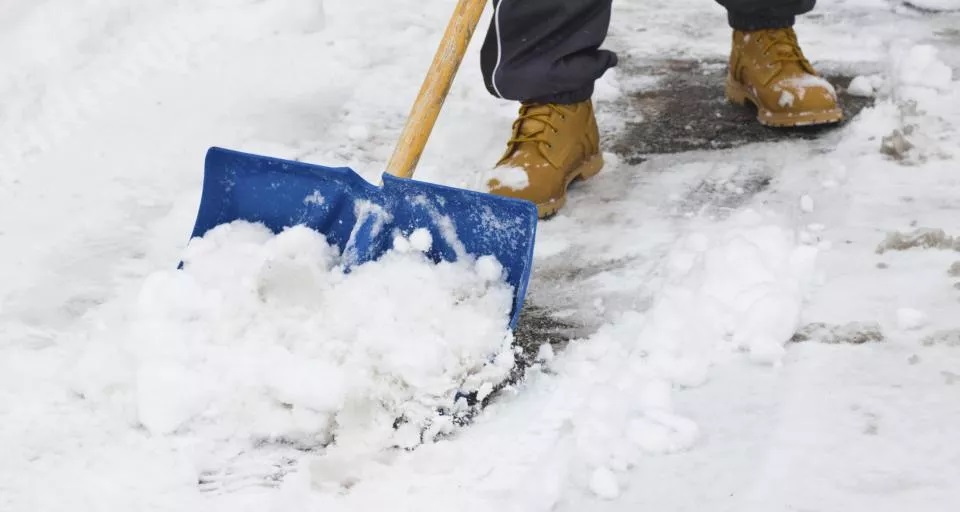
[887,42,955,106]
[648,213,818,367]
[848,75,879,97]
[589,466,620,500]
[536,342,555,362]
[897,308,929,331]
[892,43,953,92]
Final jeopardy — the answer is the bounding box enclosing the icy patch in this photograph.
[71,221,516,453]
[485,166,530,191]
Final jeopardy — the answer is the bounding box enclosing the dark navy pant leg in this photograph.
[479,0,617,104]
[716,0,817,30]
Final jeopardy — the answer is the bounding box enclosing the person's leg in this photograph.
[479,0,617,104]
[715,0,816,30]
[715,0,843,127]
[481,0,616,218]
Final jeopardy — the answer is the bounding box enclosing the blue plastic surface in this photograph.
[188,147,538,329]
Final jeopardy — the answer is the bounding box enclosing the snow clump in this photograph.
[71,221,517,453]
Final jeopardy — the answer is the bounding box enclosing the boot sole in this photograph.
[536,153,604,219]
[725,78,844,128]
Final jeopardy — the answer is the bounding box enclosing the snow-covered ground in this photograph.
[2,0,959,510]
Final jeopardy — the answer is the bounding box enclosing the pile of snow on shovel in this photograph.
[69,221,517,452]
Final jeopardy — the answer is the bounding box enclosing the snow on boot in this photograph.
[725,28,844,127]
[486,100,603,219]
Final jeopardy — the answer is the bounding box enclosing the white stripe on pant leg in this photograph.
[491,0,506,98]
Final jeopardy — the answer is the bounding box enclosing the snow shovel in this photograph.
[187,0,536,328]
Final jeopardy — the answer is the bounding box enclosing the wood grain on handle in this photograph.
[385,0,489,179]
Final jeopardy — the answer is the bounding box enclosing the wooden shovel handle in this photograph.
[385,0,489,179]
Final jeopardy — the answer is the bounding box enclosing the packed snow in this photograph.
[75,221,515,446]
[2,0,960,511]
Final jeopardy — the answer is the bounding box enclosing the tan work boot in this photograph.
[725,27,843,127]
[486,101,603,218]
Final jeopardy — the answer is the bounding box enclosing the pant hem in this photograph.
[727,11,795,30]
[523,84,596,105]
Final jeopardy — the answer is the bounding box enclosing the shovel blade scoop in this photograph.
[188,147,538,328]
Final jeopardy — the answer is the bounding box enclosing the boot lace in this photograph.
[508,104,566,149]
[760,28,809,66]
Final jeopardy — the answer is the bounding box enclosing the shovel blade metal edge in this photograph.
[188,147,538,329]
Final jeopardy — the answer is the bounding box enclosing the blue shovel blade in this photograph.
[188,147,538,329]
